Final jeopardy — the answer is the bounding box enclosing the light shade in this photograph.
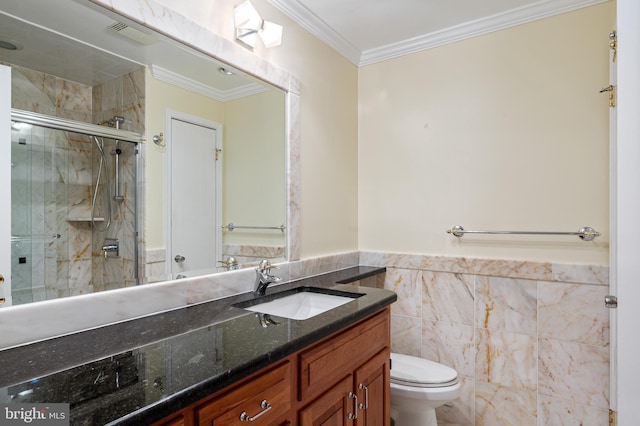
[234,1,282,48]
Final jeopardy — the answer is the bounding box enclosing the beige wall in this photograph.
[145,74,287,254]
[153,0,611,265]
[145,69,225,249]
[224,89,286,247]
[359,3,613,264]
[153,0,360,260]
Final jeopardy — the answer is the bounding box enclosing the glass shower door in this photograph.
[10,123,58,305]
[8,116,140,307]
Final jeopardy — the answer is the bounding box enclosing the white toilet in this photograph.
[390,352,461,426]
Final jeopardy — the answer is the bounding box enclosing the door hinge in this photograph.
[609,31,617,62]
[600,85,616,108]
[609,409,617,426]
[605,295,618,309]
[215,148,222,161]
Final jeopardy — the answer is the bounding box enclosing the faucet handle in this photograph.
[218,256,239,270]
[257,259,279,272]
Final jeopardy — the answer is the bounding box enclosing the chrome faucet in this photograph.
[253,259,282,296]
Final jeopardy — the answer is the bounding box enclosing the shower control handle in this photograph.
[174,255,186,263]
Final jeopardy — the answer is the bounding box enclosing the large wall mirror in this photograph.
[0,0,290,307]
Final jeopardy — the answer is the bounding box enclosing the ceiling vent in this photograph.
[107,21,157,45]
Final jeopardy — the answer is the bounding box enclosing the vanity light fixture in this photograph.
[234,1,283,48]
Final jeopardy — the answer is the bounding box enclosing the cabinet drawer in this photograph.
[196,361,291,425]
[298,309,390,400]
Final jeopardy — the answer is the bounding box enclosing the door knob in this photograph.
[0,274,4,285]
[174,255,186,263]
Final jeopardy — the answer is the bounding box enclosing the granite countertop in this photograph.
[0,266,395,425]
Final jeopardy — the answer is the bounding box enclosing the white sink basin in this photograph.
[239,288,362,320]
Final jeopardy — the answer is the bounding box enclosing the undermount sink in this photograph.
[234,287,364,320]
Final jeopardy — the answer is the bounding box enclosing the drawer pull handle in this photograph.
[358,384,369,410]
[347,391,358,420]
[239,400,272,422]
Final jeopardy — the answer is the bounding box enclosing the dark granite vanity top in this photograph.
[0,266,394,425]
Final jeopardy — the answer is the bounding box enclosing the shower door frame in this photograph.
[5,108,143,307]
[0,65,11,306]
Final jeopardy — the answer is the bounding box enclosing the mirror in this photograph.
[0,0,289,306]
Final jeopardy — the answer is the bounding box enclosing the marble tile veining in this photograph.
[538,338,609,409]
[385,268,422,318]
[422,319,475,378]
[475,277,537,336]
[422,271,474,326]
[475,329,537,391]
[475,381,536,426]
[538,281,609,346]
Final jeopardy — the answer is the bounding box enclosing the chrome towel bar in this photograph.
[446,225,600,241]
[11,234,61,242]
[222,223,286,232]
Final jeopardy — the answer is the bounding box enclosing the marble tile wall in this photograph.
[222,244,286,266]
[8,62,145,302]
[360,251,610,426]
[91,68,145,292]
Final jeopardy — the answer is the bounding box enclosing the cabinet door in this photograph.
[354,351,390,426]
[299,375,355,426]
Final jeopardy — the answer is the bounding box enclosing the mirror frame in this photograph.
[88,0,302,273]
[0,0,302,349]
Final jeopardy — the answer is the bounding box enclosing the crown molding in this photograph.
[360,0,609,65]
[267,0,609,67]
[265,0,361,64]
[150,65,268,102]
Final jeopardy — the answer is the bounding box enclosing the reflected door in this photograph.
[168,113,222,279]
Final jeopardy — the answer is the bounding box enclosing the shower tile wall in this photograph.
[8,63,144,303]
[92,68,145,291]
[360,252,610,426]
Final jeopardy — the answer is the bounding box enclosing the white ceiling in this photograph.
[266,0,608,65]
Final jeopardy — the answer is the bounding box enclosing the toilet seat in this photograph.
[390,353,458,388]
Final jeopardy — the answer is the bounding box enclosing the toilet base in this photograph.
[391,406,438,426]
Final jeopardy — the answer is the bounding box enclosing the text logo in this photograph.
[0,404,69,425]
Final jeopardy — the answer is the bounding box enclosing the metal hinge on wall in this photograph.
[609,409,617,426]
[600,85,616,108]
[609,31,617,62]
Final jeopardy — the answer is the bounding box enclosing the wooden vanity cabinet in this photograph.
[298,309,390,426]
[151,307,390,426]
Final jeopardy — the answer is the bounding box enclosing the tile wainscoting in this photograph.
[359,251,610,426]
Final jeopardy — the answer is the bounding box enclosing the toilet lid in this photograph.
[390,353,458,387]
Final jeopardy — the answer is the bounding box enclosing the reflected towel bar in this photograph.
[446,225,600,241]
[11,234,61,242]
[223,223,285,232]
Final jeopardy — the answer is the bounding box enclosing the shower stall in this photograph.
[10,110,142,305]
